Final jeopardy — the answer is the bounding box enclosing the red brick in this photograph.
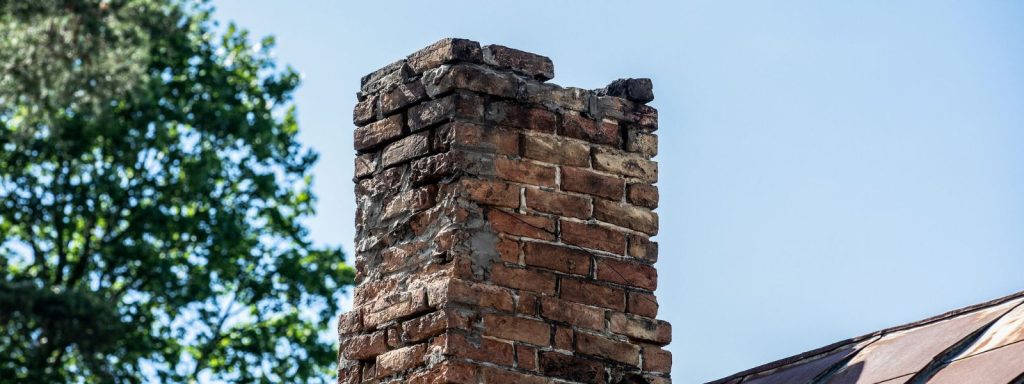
[561,166,624,200]
[437,332,514,367]
[445,279,515,313]
[408,38,483,74]
[382,132,430,167]
[524,188,591,219]
[609,312,672,345]
[381,186,437,220]
[538,351,606,383]
[402,309,471,343]
[593,198,659,235]
[626,130,658,158]
[554,326,573,351]
[576,331,640,366]
[540,297,604,331]
[628,291,659,318]
[487,210,555,241]
[479,366,548,384]
[408,92,484,132]
[353,95,377,126]
[381,80,427,115]
[627,234,658,263]
[497,237,520,264]
[560,278,626,311]
[522,242,591,276]
[643,345,672,373]
[439,121,517,155]
[595,257,657,291]
[592,146,657,182]
[406,361,477,384]
[516,291,539,315]
[459,179,519,208]
[354,114,403,151]
[375,344,426,378]
[483,314,551,345]
[495,158,556,187]
[355,153,378,179]
[338,310,363,336]
[487,101,556,133]
[521,133,590,167]
[627,183,658,209]
[491,264,556,295]
[482,44,554,81]
[516,343,538,371]
[362,290,431,329]
[342,330,387,360]
[423,64,516,98]
[560,220,626,255]
[562,111,621,146]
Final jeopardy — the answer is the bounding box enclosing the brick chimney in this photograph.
[339,38,670,384]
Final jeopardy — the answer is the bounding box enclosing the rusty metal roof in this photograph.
[708,290,1024,384]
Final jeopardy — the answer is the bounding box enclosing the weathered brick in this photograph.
[628,291,659,318]
[375,344,426,378]
[354,95,378,126]
[487,101,557,133]
[525,83,591,112]
[516,343,538,371]
[382,132,430,167]
[561,166,624,200]
[516,291,539,315]
[354,114,403,151]
[482,44,554,81]
[361,59,412,95]
[593,146,658,182]
[381,80,428,115]
[593,198,659,235]
[595,257,657,291]
[609,312,672,345]
[444,279,515,313]
[521,133,590,167]
[524,188,591,219]
[362,289,431,329]
[560,220,626,255]
[643,345,672,373]
[495,158,556,187]
[598,78,654,104]
[560,278,626,311]
[342,330,388,360]
[355,153,378,179]
[487,210,555,241]
[482,314,551,345]
[554,326,573,351]
[402,309,471,343]
[408,38,483,74]
[459,179,520,208]
[540,297,604,330]
[338,310,362,336]
[626,130,658,158]
[627,183,658,209]
[479,366,549,384]
[497,237,520,264]
[539,351,606,384]
[491,264,557,295]
[438,332,515,367]
[407,361,477,384]
[422,64,516,98]
[439,121,517,155]
[627,234,658,263]
[522,241,591,276]
[576,331,640,366]
[408,92,484,132]
[562,111,621,146]
[382,186,437,220]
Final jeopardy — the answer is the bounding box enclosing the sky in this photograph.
[213,1,1024,383]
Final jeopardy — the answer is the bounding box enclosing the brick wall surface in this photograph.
[339,38,670,384]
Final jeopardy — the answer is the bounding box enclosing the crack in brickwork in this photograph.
[339,38,670,384]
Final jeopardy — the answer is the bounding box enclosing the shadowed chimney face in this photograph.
[339,38,670,384]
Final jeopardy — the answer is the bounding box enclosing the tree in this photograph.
[0,1,355,382]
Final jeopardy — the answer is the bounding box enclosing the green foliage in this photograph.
[0,1,355,382]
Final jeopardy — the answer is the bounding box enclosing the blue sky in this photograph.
[214,1,1024,382]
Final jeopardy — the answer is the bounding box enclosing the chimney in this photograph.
[339,38,670,384]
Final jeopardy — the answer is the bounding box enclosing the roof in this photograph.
[708,290,1024,384]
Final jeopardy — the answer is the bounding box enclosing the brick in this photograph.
[342,330,387,360]
[627,183,658,209]
[495,158,556,187]
[595,257,657,291]
[407,361,477,384]
[408,38,483,74]
[576,331,640,366]
[402,309,470,343]
[375,344,426,378]
[487,101,557,133]
[561,166,624,200]
[438,332,514,367]
[487,210,556,241]
[627,234,658,263]
[524,188,591,219]
[445,279,515,313]
[599,78,654,103]
[381,80,427,115]
[524,83,591,112]
[354,95,377,125]
[593,198,659,235]
[554,326,573,351]
[422,64,516,98]
[539,351,606,384]
[490,264,557,295]
[562,111,620,146]
[408,92,484,132]
[482,314,551,345]
[410,152,458,186]
[354,114,403,151]
[378,241,428,275]
[381,186,437,220]
[540,297,604,330]
[338,310,362,336]
[382,132,430,167]
[609,312,672,345]
[355,153,378,179]
[459,179,519,208]
[628,291,659,318]
[643,345,672,373]
[361,59,411,95]
[560,220,626,255]
[482,44,554,81]
[626,130,658,158]
[592,146,658,182]
[362,290,431,329]
[596,96,658,129]
[522,242,591,276]
[439,121,517,155]
[516,343,538,371]
[497,237,520,264]
[521,133,590,167]
[560,278,626,311]
[479,366,548,384]
[516,292,539,315]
